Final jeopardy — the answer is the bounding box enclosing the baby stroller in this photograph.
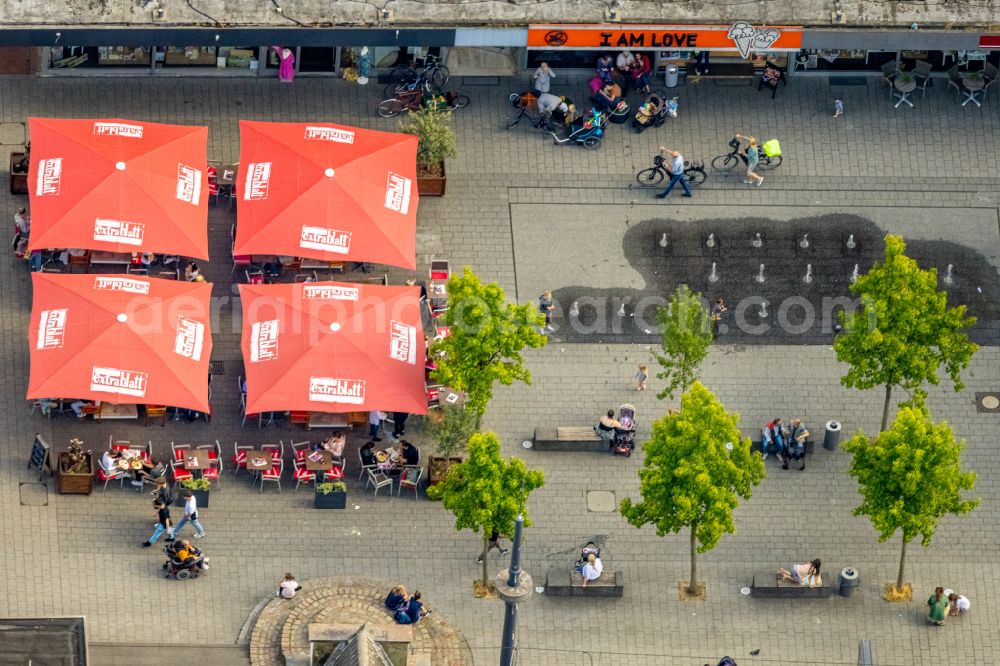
[612,404,636,456]
[163,542,210,580]
[550,107,607,150]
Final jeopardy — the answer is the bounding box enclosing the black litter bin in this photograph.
[823,420,842,450]
[839,567,859,597]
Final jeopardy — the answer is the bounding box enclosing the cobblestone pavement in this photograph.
[1,73,998,666]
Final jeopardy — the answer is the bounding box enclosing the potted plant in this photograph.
[179,477,212,508]
[314,481,348,509]
[399,107,457,197]
[425,403,478,488]
[56,438,94,495]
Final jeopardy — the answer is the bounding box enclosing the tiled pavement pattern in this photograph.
[0,73,998,666]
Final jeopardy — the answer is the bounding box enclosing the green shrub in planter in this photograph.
[178,477,211,507]
[314,481,347,509]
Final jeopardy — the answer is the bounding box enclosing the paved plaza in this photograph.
[1,72,999,665]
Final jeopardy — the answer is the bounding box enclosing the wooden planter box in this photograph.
[10,152,28,195]
[56,452,94,495]
[427,455,462,489]
[314,489,347,509]
[416,161,446,197]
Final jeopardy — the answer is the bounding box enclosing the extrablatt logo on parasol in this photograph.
[90,366,148,398]
[250,319,280,362]
[37,308,67,350]
[299,226,352,254]
[176,164,202,205]
[302,284,359,301]
[174,316,205,362]
[94,219,144,246]
[93,122,144,138]
[384,172,412,215]
[35,158,62,196]
[303,126,355,144]
[93,276,150,294]
[389,320,417,364]
[244,162,272,201]
[308,377,366,405]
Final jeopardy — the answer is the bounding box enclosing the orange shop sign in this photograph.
[528,23,803,57]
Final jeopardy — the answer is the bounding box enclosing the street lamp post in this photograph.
[496,513,532,666]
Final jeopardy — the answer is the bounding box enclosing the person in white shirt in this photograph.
[948,592,970,615]
[173,490,205,538]
[579,553,604,587]
[101,449,121,473]
[14,207,29,235]
[615,50,635,72]
[278,573,302,599]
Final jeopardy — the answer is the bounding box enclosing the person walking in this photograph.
[532,62,555,95]
[742,136,764,187]
[368,410,384,442]
[635,364,648,391]
[476,530,510,563]
[538,291,556,333]
[173,490,205,539]
[277,573,303,599]
[391,412,409,440]
[710,297,728,339]
[655,148,693,199]
[142,499,174,547]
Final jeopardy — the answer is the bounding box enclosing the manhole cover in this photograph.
[586,490,616,512]
[975,392,1000,412]
[19,482,48,506]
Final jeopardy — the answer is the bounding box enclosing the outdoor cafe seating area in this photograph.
[20,116,449,500]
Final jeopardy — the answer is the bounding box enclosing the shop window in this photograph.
[161,46,219,67]
[217,47,259,70]
[48,46,150,69]
[299,47,337,72]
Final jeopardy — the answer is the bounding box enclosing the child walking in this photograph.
[635,364,648,391]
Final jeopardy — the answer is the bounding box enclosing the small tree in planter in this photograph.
[314,481,348,509]
[399,107,457,196]
[179,477,212,508]
[424,403,479,487]
[427,432,544,596]
[57,438,94,495]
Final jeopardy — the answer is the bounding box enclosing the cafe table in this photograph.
[97,403,139,421]
[183,451,210,479]
[961,73,985,107]
[309,412,350,429]
[892,76,917,108]
[89,251,133,269]
[305,450,332,471]
[244,451,272,472]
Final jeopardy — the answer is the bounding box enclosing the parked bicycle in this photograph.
[505,91,574,132]
[635,151,707,187]
[377,89,469,118]
[384,54,450,98]
[711,135,783,171]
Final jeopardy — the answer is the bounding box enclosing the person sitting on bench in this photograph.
[778,559,822,586]
[577,553,604,588]
[782,418,810,470]
[595,409,620,442]
[761,417,785,460]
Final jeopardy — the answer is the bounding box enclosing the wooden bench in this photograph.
[532,426,606,452]
[545,568,624,597]
[750,571,831,598]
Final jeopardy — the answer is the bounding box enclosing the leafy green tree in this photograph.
[430,267,547,422]
[427,432,545,587]
[653,284,713,401]
[844,403,979,591]
[424,403,479,458]
[399,107,458,170]
[620,381,765,596]
[835,235,977,431]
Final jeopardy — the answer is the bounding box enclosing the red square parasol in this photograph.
[27,118,209,259]
[239,281,427,414]
[28,273,213,411]
[233,120,418,269]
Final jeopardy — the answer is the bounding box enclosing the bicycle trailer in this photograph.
[762,139,782,157]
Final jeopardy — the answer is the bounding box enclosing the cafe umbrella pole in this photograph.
[497,513,532,666]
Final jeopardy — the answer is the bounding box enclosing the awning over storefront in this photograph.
[528,23,803,56]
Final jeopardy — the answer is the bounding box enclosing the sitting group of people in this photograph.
[360,440,420,471]
[927,587,971,625]
[596,50,652,96]
[385,586,432,625]
[761,417,809,470]
[100,447,163,488]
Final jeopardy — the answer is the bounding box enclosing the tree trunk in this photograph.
[896,538,908,591]
[688,525,698,596]
[481,534,489,587]
[880,383,893,432]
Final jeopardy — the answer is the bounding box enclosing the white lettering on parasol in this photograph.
[299,226,352,254]
[250,319,280,362]
[244,162,272,201]
[93,276,150,294]
[93,122,144,138]
[309,377,366,405]
[174,316,205,361]
[176,164,202,205]
[384,171,412,215]
[389,320,417,364]
[35,158,63,196]
[302,284,359,301]
[37,308,67,350]
[90,366,148,398]
[94,219,144,246]
[303,126,355,144]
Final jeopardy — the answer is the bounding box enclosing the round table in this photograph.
[893,77,917,108]
[961,74,985,107]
